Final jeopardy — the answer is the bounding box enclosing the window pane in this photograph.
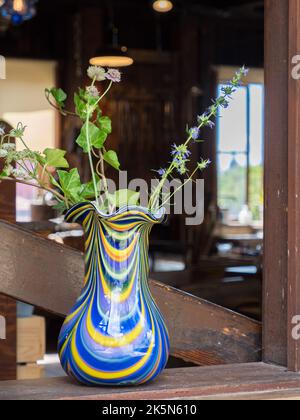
[217,85,248,153]
[249,165,263,221]
[249,84,264,166]
[218,153,247,219]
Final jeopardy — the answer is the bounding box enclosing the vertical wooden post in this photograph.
[264,0,289,367]
[264,0,300,372]
[0,123,17,380]
[287,0,300,372]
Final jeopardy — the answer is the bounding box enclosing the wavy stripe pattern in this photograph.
[58,202,170,386]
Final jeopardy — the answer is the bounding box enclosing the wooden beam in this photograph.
[264,0,289,367]
[0,220,261,367]
[287,0,300,372]
[0,363,300,400]
[265,0,300,372]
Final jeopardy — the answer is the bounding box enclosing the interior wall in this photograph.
[0,59,57,113]
[0,59,58,152]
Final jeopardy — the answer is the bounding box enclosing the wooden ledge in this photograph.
[1,363,300,400]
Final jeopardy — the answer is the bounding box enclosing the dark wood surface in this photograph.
[0,363,300,400]
[0,128,17,381]
[0,296,16,381]
[263,0,289,367]
[264,0,300,372]
[0,220,262,367]
[287,0,300,373]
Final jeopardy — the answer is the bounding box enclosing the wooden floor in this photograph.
[1,363,300,400]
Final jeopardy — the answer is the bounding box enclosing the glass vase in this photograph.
[58,202,170,386]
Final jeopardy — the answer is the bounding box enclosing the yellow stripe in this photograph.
[108,211,157,223]
[106,222,139,232]
[86,289,146,347]
[71,329,155,380]
[99,227,139,262]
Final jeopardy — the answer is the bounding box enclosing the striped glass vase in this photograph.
[58,202,170,386]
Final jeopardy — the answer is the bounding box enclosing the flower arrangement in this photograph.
[0,66,248,215]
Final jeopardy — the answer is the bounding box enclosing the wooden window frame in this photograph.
[263,0,300,372]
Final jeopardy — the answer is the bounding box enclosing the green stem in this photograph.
[45,91,77,118]
[86,111,99,205]
[158,167,199,210]
[98,81,113,103]
[99,149,113,213]
[2,176,67,204]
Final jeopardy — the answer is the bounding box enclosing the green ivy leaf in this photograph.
[74,93,87,120]
[57,168,82,203]
[76,122,107,153]
[43,148,69,169]
[99,116,112,135]
[108,189,140,209]
[80,175,101,200]
[103,150,120,170]
[50,88,67,108]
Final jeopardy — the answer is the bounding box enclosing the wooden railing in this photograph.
[0,220,262,367]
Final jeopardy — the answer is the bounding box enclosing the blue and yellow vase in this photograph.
[58,202,170,386]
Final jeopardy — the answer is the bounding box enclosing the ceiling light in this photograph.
[1,0,38,25]
[153,0,174,13]
[90,51,133,68]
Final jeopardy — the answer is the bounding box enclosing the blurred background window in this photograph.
[217,67,264,224]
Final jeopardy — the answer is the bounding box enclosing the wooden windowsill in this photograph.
[1,363,300,400]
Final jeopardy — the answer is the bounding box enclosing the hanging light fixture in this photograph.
[90,2,133,68]
[152,0,174,13]
[90,44,134,68]
[1,0,38,25]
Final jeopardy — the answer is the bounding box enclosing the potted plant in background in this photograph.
[0,66,248,386]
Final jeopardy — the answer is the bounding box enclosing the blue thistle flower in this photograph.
[183,150,192,159]
[157,168,166,177]
[197,159,212,171]
[171,144,191,160]
[189,127,200,140]
[218,97,229,109]
[221,85,235,96]
[171,143,178,157]
[239,66,249,77]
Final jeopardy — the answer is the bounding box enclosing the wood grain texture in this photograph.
[0,363,300,401]
[287,0,300,373]
[17,317,46,364]
[17,364,44,381]
[0,220,261,367]
[264,0,289,367]
[264,0,300,372]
